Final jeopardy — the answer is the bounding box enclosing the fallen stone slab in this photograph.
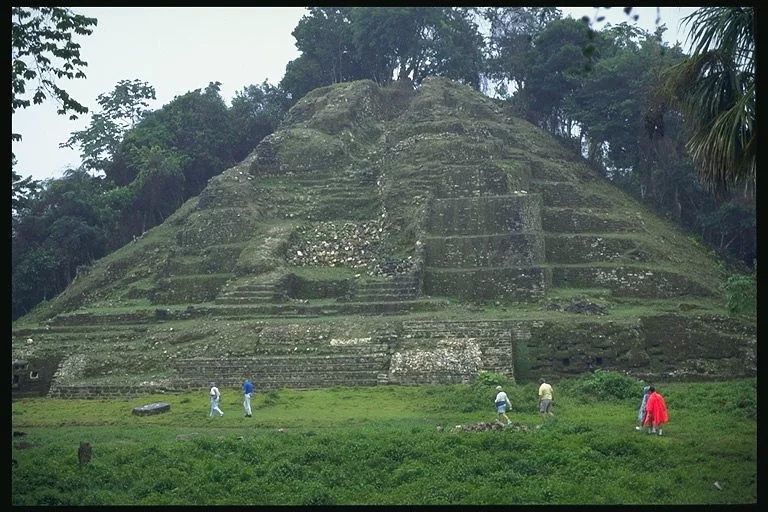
[132,402,171,416]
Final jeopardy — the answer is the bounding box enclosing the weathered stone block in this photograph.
[545,235,651,264]
[533,181,612,209]
[424,267,548,301]
[425,233,544,267]
[426,194,542,235]
[152,275,231,304]
[132,402,171,416]
[542,208,641,233]
[550,266,714,298]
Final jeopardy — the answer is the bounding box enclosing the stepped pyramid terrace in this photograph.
[11,78,755,398]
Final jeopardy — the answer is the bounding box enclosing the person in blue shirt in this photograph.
[242,376,254,417]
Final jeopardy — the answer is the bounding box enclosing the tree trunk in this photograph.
[673,187,682,222]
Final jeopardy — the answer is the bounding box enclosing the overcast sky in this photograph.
[11,6,699,182]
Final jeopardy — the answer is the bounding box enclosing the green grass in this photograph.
[12,375,756,505]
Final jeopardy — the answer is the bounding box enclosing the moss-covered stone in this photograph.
[11,78,754,394]
[424,267,548,301]
[542,208,642,233]
[427,194,542,235]
[234,224,293,276]
[545,234,654,264]
[425,233,544,267]
[550,265,715,298]
[152,275,232,304]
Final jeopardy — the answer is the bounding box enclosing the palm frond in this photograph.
[661,7,756,193]
[686,83,755,192]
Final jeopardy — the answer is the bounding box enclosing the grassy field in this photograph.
[11,372,756,506]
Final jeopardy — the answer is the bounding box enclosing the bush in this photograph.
[475,371,507,387]
[560,370,642,402]
[725,274,756,318]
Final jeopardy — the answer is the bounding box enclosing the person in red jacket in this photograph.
[642,386,669,435]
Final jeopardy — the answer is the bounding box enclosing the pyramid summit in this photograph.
[12,78,755,398]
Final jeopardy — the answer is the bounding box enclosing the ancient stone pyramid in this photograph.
[12,78,755,398]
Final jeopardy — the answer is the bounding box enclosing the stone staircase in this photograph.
[174,333,392,389]
[350,273,420,302]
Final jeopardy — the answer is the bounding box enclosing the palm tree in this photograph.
[662,7,755,196]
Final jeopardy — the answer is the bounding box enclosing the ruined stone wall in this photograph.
[423,187,548,301]
[47,385,182,399]
[12,356,61,398]
[389,320,515,384]
[22,311,755,399]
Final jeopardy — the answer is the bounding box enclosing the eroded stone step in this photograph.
[542,207,643,233]
[222,290,275,296]
[353,296,418,303]
[545,234,653,264]
[530,181,611,209]
[548,265,715,298]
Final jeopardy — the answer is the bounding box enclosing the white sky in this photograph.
[11,6,699,182]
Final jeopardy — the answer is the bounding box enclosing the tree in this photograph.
[349,7,485,87]
[280,8,365,102]
[126,146,188,232]
[12,168,113,319]
[104,82,234,241]
[656,7,755,195]
[11,7,98,142]
[292,8,363,85]
[418,7,486,89]
[228,81,290,161]
[61,79,157,172]
[108,82,232,188]
[521,17,596,134]
[483,7,562,97]
[281,7,486,99]
[12,159,40,216]
[555,20,754,269]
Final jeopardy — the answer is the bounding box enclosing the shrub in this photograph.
[725,274,756,318]
[560,370,641,402]
[475,371,507,387]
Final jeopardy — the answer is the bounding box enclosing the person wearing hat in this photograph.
[209,382,224,417]
[494,385,512,425]
[635,385,651,431]
[538,378,554,421]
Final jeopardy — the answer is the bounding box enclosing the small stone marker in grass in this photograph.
[132,402,171,416]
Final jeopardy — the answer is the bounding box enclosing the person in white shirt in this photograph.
[209,382,224,417]
[494,385,512,425]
